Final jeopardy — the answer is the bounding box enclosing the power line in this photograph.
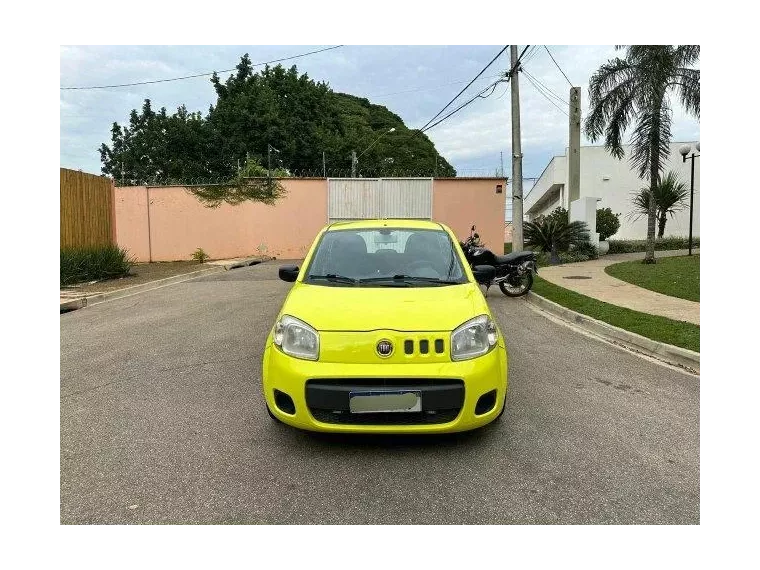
[544,45,574,87]
[60,45,344,90]
[369,73,502,98]
[419,80,503,133]
[523,68,567,105]
[521,45,540,65]
[418,45,530,135]
[523,72,569,117]
[417,46,510,133]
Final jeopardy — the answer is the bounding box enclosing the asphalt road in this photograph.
[60,261,699,524]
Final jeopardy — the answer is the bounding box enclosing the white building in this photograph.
[523,141,700,240]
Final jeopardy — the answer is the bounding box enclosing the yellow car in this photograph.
[262,219,508,433]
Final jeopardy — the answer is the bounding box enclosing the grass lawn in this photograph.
[531,276,700,353]
[605,255,699,302]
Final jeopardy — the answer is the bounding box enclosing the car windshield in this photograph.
[305,227,468,287]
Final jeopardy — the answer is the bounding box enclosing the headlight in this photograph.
[273,315,319,361]
[450,315,497,361]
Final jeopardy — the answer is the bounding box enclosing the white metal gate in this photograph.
[327,178,433,223]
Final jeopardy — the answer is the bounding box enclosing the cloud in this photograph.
[60,45,700,178]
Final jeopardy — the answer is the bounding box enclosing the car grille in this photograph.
[310,408,461,425]
[306,378,464,426]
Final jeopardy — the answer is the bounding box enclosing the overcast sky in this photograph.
[60,45,700,179]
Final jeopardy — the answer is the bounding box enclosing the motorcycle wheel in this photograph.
[499,271,533,297]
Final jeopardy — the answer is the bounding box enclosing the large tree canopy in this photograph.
[100,55,456,184]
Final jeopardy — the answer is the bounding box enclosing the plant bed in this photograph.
[608,236,699,254]
[61,261,209,294]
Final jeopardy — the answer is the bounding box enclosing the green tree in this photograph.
[596,207,621,241]
[584,45,699,263]
[100,57,456,183]
[628,171,689,238]
[189,157,288,208]
[99,100,222,184]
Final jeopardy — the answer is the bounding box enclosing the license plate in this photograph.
[349,390,422,413]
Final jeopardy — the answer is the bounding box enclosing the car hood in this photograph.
[280,282,488,332]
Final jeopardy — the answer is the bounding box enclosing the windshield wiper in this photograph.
[359,274,461,285]
[308,273,357,284]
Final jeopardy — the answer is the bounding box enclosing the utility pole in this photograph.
[323,151,326,178]
[351,150,357,178]
[568,87,581,204]
[500,151,504,177]
[510,45,524,252]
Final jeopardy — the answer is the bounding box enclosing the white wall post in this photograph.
[569,197,600,246]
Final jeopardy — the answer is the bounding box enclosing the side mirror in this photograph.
[278,265,300,282]
[472,265,495,283]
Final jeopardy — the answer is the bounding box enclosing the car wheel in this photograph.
[266,403,281,423]
[495,398,506,420]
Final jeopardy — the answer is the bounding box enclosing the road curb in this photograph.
[60,266,224,312]
[523,291,700,374]
[208,256,274,270]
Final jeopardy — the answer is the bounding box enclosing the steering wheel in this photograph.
[405,260,439,276]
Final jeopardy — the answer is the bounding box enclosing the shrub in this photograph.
[192,248,209,263]
[607,236,700,254]
[596,208,621,241]
[535,248,597,267]
[61,245,134,286]
[571,241,599,260]
[534,206,568,227]
[524,218,591,254]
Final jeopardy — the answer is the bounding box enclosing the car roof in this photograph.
[326,219,446,232]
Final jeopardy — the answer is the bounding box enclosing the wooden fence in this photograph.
[60,168,116,248]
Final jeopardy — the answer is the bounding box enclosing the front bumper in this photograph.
[262,344,508,433]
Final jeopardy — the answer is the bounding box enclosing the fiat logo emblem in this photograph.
[376,339,393,357]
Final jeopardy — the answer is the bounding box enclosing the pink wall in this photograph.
[433,178,506,251]
[115,185,151,261]
[115,179,327,261]
[115,178,506,262]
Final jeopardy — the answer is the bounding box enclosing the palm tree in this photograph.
[584,46,699,263]
[628,171,689,238]
[524,218,590,264]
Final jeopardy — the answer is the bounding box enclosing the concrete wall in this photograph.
[115,179,327,261]
[115,178,506,261]
[433,178,506,253]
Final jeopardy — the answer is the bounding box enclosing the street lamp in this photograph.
[679,143,700,256]
[353,127,396,177]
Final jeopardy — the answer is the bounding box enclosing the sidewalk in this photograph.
[537,249,700,325]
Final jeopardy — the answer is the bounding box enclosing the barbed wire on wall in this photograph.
[113,167,509,187]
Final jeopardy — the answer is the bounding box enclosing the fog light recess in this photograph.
[274,389,296,415]
[475,390,497,415]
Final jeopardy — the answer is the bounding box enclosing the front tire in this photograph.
[499,271,533,297]
[266,403,281,423]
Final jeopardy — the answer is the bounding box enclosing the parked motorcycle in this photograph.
[459,225,538,297]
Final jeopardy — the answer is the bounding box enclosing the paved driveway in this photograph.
[60,261,699,524]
